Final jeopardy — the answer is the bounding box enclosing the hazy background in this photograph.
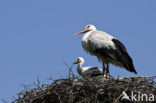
[0,0,156,102]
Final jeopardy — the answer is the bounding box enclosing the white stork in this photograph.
[74,24,137,75]
[73,57,103,78]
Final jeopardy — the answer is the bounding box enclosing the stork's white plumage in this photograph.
[74,24,137,75]
[73,57,103,78]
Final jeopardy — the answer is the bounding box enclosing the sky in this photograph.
[0,0,156,102]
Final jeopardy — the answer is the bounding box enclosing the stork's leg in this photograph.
[106,62,109,79]
[102,62,106,76]
[106,62,109,74]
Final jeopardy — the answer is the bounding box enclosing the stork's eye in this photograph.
[87,26,90,28]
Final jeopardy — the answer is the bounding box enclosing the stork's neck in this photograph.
[85,30,95,35]
[77,62,84,75]
[82,30,95,41]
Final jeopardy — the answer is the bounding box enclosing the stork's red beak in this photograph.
[73,29,89,36]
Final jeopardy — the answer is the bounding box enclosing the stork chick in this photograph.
[73,57,103,78]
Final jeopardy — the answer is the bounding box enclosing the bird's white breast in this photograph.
[82,30,116,55]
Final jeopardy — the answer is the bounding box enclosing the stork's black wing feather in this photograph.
[89,67,103,77]
[112,39,137,74]
[83,67,102,77]
[88,67,98,70]
[95,39,137,74]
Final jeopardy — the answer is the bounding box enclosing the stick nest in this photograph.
[12,75,156,103]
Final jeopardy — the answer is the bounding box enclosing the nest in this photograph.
[12,75,156,103]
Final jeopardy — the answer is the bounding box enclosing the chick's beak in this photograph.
[73,60,79,64]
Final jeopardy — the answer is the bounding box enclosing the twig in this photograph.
[36,76,40,85]
[114,93,123,103]
[114,82,130,103]
[62,60,75,79]
[34,82,45,92]
[56,93,62,103]
[118,76,154,80]
[49,75,56,81]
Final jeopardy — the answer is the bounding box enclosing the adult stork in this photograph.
[73,24,137,75]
